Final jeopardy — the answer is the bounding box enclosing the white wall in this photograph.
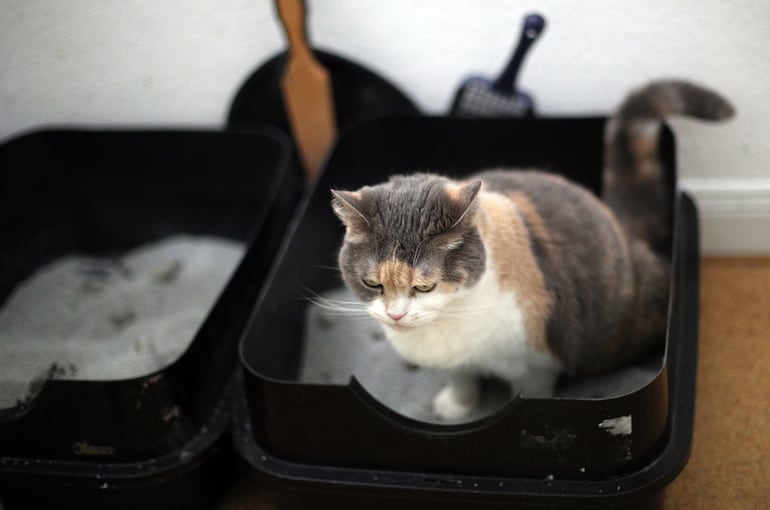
[2,0,768,253]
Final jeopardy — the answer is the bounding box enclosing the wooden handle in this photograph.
[276,0,311,57]
[275,0,337,182]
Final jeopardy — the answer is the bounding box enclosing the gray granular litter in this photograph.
[0,235,245,410]
[300,286,661,424]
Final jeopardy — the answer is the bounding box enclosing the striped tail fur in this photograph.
[603,80,734,252]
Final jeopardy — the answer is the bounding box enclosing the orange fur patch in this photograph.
[630,124,661,182]
[630,131,656,158]
[444,182,463,202]
[377,258,413,289]
[636,159,661,182]
[376,258,438,292]
[476,192,553,351]
[436,280,460,294]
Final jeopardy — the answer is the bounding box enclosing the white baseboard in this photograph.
[680,178,770,255]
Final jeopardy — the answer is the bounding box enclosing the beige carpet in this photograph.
[219,257,770,510]
[663,258,770,509]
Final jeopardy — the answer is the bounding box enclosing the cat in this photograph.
[330,80,734,421]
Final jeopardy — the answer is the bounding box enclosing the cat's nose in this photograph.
[387,310,406,321]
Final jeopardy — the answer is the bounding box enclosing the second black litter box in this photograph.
[232,116,699,509]
[0,127,300,509]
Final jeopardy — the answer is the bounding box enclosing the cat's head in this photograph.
[331,174,485,331]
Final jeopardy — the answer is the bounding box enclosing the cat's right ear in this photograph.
[448,180,482,229]
[331,189,370,236]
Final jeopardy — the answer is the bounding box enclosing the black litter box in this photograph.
[0,127,300,509]
[232,116,699,509]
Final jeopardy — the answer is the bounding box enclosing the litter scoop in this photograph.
[450,13,546,117]
[276,0,337,181]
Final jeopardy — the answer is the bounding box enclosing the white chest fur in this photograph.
[383,267,562,394]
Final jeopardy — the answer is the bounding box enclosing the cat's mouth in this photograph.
[387,322,413,332]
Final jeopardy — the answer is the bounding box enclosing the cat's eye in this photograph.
[414,282,437,293]
[361,277,382,290]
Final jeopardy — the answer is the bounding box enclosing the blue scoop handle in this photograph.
[492,13,546,94]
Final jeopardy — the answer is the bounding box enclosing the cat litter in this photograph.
[299,286,662,424]
[0,235,245,410]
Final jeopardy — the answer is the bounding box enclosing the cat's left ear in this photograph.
[448,180,482,228]
[331,189,370,235]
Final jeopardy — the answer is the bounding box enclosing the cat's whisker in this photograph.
[297,284,327,300]
[425,319,458,329]
[301,287,370,317]
[313,308,368,317]
[315,311,370,320]
[309,297,367,306]
[442,303,500,313]
[443,303,498,311]
[311,302,367,312]
[442,313,479,320]
[439,312,492,320]
[310,299,368,314]
[298,285,362,306]
[312,264,342,272]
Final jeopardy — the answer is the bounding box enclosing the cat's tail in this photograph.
[603,79,734,251]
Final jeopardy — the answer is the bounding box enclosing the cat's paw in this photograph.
[432,384,479,422]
